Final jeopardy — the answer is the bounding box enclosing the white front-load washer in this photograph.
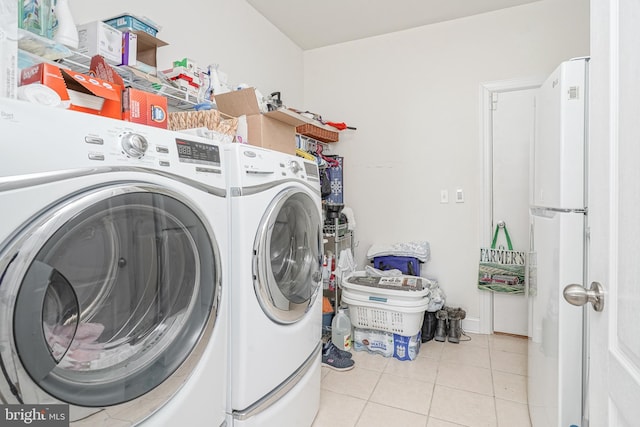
[0,98,229,427]
[225,143,323,427]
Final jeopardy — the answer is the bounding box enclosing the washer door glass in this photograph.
[254,188,322,324]
[9,187,218,407]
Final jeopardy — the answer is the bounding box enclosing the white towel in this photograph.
[363,265,403,277]
[337,248,357,281]
[366,241,431,262]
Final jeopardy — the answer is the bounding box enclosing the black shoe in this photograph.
[322,344,355,371]
[324,341,352,359]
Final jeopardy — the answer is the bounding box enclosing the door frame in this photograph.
[478,76,545,334]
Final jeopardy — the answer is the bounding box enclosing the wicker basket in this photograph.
[168,110,238,136]
[296,123,339,143]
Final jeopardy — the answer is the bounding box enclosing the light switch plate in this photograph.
[456,188,464,203]
[440,189,449,203]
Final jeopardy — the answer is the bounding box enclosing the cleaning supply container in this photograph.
[341,274,431,336]
[331,309,352,351]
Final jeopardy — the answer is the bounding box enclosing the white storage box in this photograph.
[77,21,122,64]
[341,274,430,336]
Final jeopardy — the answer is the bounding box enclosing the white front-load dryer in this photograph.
[0,98,229,427]
[225,143,323,427]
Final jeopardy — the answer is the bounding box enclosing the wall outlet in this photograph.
[440,189,449,203]
[456,188,464,203]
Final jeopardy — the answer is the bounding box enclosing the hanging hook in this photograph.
[497,220,506,228]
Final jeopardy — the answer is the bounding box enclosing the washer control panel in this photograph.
[176,137,220,166]
[120,132,149,159]
[0,98,224,181]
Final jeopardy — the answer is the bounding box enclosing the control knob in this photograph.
[289,160,302,174]
[121,132,149,158]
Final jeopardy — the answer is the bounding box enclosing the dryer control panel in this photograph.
[226,144,320,191]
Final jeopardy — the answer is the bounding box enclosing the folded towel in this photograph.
[363,265,403,277]
[366,241,431,262]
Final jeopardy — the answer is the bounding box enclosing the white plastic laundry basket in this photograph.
[341,274,431,299]
[341,288,430,336]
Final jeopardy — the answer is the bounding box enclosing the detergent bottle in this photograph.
[331,308,352,351]
[53,0,78,48]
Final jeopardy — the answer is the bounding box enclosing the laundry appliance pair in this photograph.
[0,98,323,427]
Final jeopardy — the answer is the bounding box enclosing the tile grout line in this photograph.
[489,341,502,427]
[353,360,387,427]
[423,340,441,425]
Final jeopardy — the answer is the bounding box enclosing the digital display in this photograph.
[176,138,220,166]
[304,161,319,178]
[177,144,192,156]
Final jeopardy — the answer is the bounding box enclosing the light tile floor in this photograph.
[312,333,530,427]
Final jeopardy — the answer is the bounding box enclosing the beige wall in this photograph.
[68,0,305,107]
[302,0,589,330]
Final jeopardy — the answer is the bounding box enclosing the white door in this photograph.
[492,89,535,335]
[585,0,640,425]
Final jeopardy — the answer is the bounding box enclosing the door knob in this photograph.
[563,281,604,312]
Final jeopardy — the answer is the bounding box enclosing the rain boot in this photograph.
[434,309,448,342]
[447,308,467,344]
[421,311,438,342]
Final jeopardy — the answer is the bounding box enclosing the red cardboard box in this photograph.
[20,63,122,119]
[123,87,167,128]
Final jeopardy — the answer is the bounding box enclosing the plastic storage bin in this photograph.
[341,275,430,336]
[103,14,159,36]
[373,255,421,276]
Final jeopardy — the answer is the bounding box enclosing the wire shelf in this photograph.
[17,29,199,111]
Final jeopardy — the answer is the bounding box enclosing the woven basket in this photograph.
[296,123,339,143]
[168,110,238,136]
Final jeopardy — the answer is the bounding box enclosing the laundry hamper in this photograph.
[341,275,430,336]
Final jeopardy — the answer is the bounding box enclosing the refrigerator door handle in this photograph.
[530,206,587,215]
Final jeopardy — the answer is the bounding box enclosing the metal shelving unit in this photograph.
[323,216,354,310]
[17,29,199,111]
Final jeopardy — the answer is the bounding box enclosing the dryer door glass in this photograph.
[8,187,219,407]
[254,188,322,324]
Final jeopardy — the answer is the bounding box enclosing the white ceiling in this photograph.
[246,0,544,50]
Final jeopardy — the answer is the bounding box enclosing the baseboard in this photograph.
[461,316,482,335]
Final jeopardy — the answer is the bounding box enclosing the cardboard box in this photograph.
[243,115,296,154]
[123,88,168,128]
[121,32,137,66]
[20,63,122,119]
[131,31,167,76]
[77,21,122,64]
[215,88,305,154]
[18,0,53,38]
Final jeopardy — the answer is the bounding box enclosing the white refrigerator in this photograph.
[528,58,588,427]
